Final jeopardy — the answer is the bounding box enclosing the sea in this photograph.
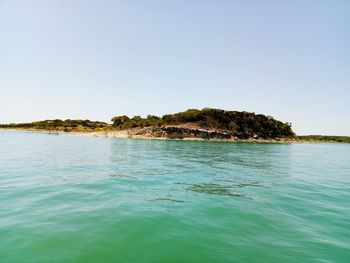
[0,130,349,262]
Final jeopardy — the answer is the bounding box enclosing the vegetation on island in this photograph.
[0,119,108,132]
[0,108,295,139]
[2,108,349,142]
[111,108,295,139]
[297,135,350,143]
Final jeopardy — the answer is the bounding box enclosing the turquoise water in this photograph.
[0,131,349,262]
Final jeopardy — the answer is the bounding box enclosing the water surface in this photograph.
[0,131,349,262]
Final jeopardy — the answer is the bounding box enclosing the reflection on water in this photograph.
[218,179,264,187]
[109,173,138,179]
[187,183,245,197]
[150,197,186,203]
[108,139,290,201]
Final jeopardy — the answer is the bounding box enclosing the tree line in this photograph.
[111,108,295,139]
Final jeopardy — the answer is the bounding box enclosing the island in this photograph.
[1,108,349,143]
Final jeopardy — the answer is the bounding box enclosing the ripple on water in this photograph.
[0,131,350,262]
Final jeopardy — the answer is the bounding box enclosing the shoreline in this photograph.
[0,128,300,143]
[2,128,349,143]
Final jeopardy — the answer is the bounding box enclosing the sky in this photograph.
[0,0,349,135]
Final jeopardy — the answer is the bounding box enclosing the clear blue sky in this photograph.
[0,0,349,135]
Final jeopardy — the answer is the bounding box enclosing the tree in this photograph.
[111,115,130,127]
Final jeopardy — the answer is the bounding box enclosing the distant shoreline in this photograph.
[0,127,297,143]
[2,128,349,143]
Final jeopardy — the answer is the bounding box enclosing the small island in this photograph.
[1,108,349,143]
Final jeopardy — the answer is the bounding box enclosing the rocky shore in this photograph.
[72,126,298,143]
